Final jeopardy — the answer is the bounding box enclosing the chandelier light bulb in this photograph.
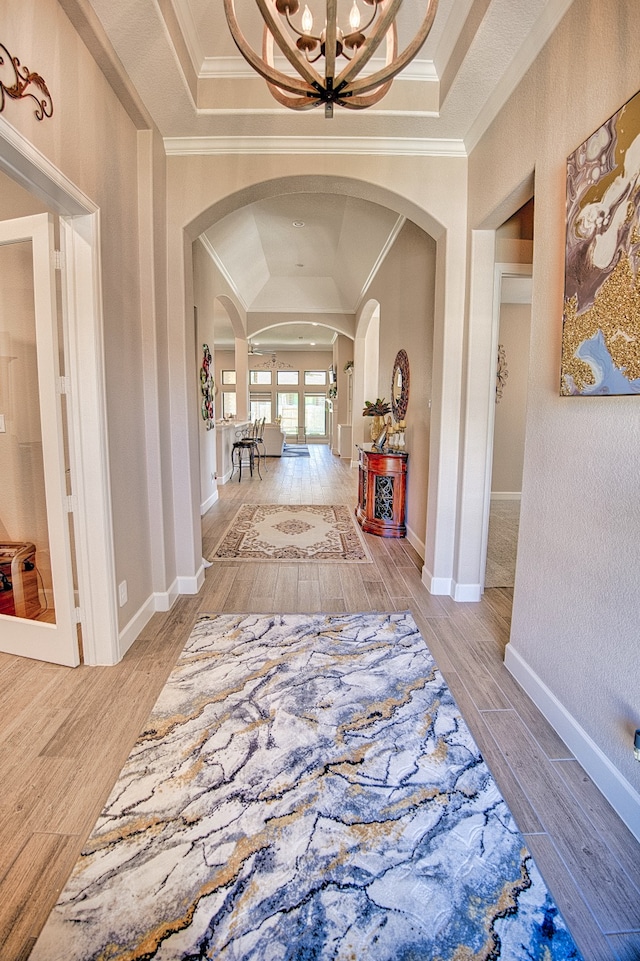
[349,1,361,32]
[301,5,313,35]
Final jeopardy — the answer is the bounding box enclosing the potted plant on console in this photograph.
[362,397,391,442]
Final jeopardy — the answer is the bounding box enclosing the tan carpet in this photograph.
[210,503,372,562]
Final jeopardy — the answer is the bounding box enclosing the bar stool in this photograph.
[254,417,267,470]
[230,422,262,482]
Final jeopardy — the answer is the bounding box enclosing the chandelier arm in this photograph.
[266,80,321,109]
[324,0,338,85]
[341,0,439,96]
[224,0,317,96]
[263,28,320,98]
[337,89,393,110]
[337,21,395,96]
[337,81,394,108]
[255,0,322,88]
[335,0,404,86]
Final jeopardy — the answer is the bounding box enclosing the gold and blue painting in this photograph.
[561,89,640,395]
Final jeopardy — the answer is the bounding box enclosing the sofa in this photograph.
[262,423,286,456]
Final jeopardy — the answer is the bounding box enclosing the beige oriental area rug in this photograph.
[211,503,372,562]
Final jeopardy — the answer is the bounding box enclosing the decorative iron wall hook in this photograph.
[0,42,53,120]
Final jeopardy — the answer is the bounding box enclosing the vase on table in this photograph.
[370,415,384,442]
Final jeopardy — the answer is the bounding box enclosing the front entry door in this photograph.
[0,213,79,666]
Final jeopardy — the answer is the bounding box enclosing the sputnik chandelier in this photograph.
[223,0,439,117]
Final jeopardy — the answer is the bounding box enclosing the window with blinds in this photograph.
[250,392,272,423]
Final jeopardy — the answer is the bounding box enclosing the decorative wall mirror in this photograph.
[391,349,410,421]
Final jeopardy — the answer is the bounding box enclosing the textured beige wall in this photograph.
[469,0,640,793]
[365,220,436,553]
[491,303,531,495]
[3,0,157,629]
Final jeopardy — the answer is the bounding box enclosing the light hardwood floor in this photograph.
[0,445,638,960]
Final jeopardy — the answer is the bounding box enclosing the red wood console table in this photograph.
[356,445,407,538]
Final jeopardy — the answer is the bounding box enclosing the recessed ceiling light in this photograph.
[310,342,316,346]
[292,221,305,227]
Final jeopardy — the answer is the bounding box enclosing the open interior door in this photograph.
[0,213,80,666]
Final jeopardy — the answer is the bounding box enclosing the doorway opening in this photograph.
[0,122,118,666]
[484,199,534,591]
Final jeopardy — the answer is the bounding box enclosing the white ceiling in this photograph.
[78,0,570,350]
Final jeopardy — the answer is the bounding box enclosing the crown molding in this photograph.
[165,136,466,157]
[200,56,439,83]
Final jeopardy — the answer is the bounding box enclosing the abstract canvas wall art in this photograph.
[561,90,640,395]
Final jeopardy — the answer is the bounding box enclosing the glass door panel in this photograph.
[277,391,299,436]
[0,215,79,666]
[304,394,327,437]
[0,240,53,622]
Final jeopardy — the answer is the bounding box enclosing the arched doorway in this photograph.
[166,172,464,601]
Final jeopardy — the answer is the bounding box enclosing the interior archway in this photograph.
[174,171,463,600]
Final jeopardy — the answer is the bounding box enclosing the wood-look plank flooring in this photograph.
[0,445,638,960]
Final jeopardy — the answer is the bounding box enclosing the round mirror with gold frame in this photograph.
[391,349,410,421]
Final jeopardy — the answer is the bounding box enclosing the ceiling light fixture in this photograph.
[223,0,439,118]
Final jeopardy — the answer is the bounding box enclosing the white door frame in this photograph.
[453,229,533,601]
[0,117,119,665]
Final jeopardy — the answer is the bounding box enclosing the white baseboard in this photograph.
[406,524,425,562]
[453,581,482,602]
[505,643,640,843]
[177,563,206,595]
[115,573,191,661]
[216,468,233,486]
[491,491,522,500]
[153,577,180,612]
[117,595,156,660]
[422,567,453,596]
[200,489,219,515]
[420,566,481,602]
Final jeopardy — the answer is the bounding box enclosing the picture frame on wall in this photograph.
[561,89,640,395]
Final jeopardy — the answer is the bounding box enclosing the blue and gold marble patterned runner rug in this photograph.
[31,612,582,960]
